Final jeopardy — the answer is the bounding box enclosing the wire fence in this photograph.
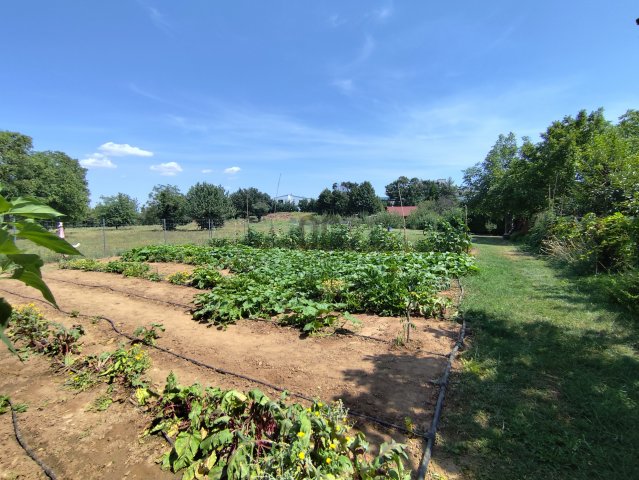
[18,219,255,261]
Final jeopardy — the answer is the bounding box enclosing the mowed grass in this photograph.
[19,212,426,262]
[440,237,639,479]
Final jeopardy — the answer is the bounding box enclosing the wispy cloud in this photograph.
[98,142,154,157]
[80,153,116,169]
[356,35,376,64]
[150,162,183,176]
[368,2,394,22]
[153,81,574,189]
[201,168,213,174]
[328,13,346,28]
[331,79,354,95]
[147,6,173,35]
[224,166,241,174]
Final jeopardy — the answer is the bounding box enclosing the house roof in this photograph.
[386,206,417,217]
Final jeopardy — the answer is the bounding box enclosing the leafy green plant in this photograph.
[167,271,192,285]
[148,372,411,480]
[133,323,165,346]
[126,244,475,333]
[0,192,81,351]
[8,304,84,357]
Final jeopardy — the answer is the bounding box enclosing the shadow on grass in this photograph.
[442,306,639,479]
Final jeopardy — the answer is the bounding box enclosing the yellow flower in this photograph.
[298,452,305,460]
[314,411,320,417]
[317,402,323,407]
[326,457,332,464]
[345,436,352,443]
[329,443,336,450]
[297,431,305,438]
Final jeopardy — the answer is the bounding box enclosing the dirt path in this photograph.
[0,265,460,478]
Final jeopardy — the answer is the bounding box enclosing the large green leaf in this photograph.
[0,298,16,354]
[0,194,11,214]
[14,222,81,255]
[7,254,57,306]
[7,197,64,219]
[0,230,20,255]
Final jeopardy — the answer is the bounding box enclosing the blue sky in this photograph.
[1,1,638,205]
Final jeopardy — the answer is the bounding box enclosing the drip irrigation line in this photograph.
[46,276,192,310]
[47,277,434,349]
[8,398,58,480]
[0,287,426,439]
[416,278,467,480]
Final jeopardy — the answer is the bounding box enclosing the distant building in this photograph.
[273,194,310,206]
[386,206,418,218]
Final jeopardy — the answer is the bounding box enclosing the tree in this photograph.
[385,176,457,206]
[229,188,272,219]
[185,183,233,228]
[94,193,139,228]
[252,201,270,221]
[142,185,188,229]
[316,189,333,215]
[0,132,90,222]
[348,181,382,216]
[298,198,317,213]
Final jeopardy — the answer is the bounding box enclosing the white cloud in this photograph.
[201,169,213,173]
[98,142,154,157]
[224,166,241,174]
[150,162,183,176]
[80,153,116,169]
[332,79,354,95]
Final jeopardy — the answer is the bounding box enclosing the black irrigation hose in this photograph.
[8,398,58,480]
[416,278,467,480]
[0,287,426,439]
[47,276,192,310]
[48,276,430,349]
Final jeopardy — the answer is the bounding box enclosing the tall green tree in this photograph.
[348,181,382,215]
[0,131,90,221]
[385,176,457,206]
[94,193,139,228]
[229,188,272,220]
[185,183,234,228]
[142,185,188,228]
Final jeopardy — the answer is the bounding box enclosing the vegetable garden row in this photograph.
[4,242,474,479]
[62,244,476,334]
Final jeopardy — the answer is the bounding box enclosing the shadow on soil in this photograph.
[442,306,639,478]
[337,351,448,471]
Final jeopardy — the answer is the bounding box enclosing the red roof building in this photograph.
[386,206,417,217]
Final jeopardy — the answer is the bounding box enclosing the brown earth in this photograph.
[0,264,461,479]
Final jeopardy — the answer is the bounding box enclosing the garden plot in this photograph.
[0,246,469,478]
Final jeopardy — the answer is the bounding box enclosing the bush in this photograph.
[540,212,637,274]
[364,211,404,229]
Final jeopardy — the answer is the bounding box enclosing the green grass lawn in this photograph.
[440,237,639,479]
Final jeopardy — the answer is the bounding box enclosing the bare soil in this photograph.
[0,264,460,479]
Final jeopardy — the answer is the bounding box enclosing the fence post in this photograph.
[208,219,212,240]
[162,219,167,243]
[101,218,107,257]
